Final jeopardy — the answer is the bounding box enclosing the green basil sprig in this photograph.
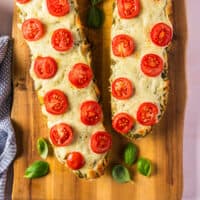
[87,0,104,28]
[37,138,48,159]
[24,161,49,179]
[124,143,138,166]
[87,6,104,29]
[112,165,131,183]
[137,158,152,177]
[90,0,103,5]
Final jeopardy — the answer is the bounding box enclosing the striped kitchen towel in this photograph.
[0,36,17,200]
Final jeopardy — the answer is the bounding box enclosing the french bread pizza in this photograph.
[16,0,112,179]
[110,0,173,140]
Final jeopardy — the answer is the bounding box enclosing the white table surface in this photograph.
[0,0,199,199]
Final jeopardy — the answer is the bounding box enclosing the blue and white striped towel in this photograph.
[0,36,17,200]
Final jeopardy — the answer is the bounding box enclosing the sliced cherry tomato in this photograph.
[50,123,73,146]
[80,101,102,125]
[51,28,73,52]
[112,34,135,57]
[151,23,173,47]
[47,0,70,17]
[137,102,159,126]
[117,0,140,19]
[68,63,93,88]
[141,54,163,77]
[90,131,112,154]
[34,56,58,79]
[16,0,30,3]
[112,77,134,100]
[22,18,44,41]
[67,152,85,170]
[44,89,68,115]
[112,113,135,134]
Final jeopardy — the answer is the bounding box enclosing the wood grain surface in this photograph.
[11,0,187,199]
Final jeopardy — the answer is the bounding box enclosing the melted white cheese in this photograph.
[17,0,107,174]
[111,0,172,134]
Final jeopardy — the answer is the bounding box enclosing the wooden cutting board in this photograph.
[11,0,187,199]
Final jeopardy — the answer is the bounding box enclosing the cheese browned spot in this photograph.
[16,0,110,178]
[111,0,172,139]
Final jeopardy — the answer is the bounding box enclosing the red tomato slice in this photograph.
[112,34,135,57]
[68,63,93,88]
[47,0,70,17]
[22,18,44,41]
[151,23,173,47]
[141,54,163,77]
[117,0,140,19]
[137,102,159,126]
[51,28,73,52]
[50,123,73,146]
[67,152,85,170]
[34,56,58,79]
[44,89,68,115]
[112,77,134,100]
[90,131,112,154]
[80,101,102,125]
[16,0,30,3]
[112,113,135,134]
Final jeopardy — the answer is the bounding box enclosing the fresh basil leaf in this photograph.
[87,6,104,29]
[112,165,131,183]
[137,158,152,177]
[90,0,103,5]
[24,161,49,179]
[124,143,138,166]
[37,138,48,159]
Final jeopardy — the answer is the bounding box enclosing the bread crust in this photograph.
[111,0,173,141]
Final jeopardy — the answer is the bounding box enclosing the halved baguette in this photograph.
[110,0,173,140]
[16,0,110,179]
